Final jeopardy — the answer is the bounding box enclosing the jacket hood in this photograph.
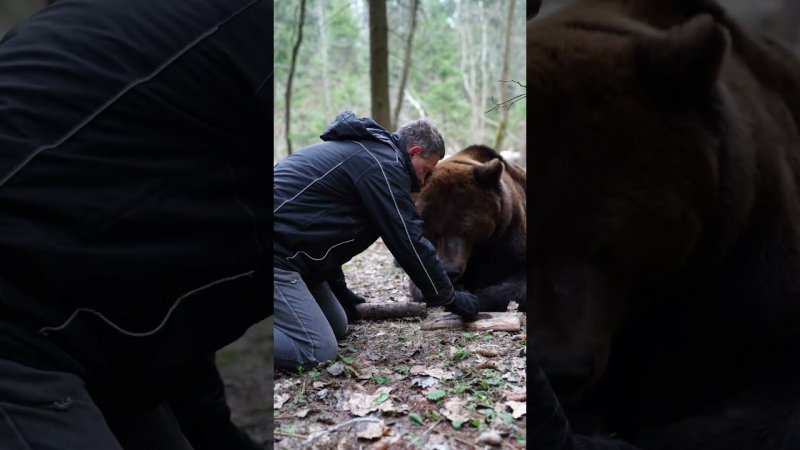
[320,111,421,192]
[320,110,401,151]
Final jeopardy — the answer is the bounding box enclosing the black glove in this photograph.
[328,270,366,321]
[333,285,366,321]
[445,291,480,321]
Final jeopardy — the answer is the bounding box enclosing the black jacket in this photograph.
[274,111,454,306]
[0,0,270,386]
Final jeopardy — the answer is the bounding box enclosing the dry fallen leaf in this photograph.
[327,362,345,376]
[512,334,526,341]
[357,365,381,380]
[275,393,290,410]
[295,408,310,418]
[357,422,386,440]
[441,398,473,424]
[410,365,426,375]
[411,376,439,389]
[345,387,394,417]
[424,368,455,380]
[505,400,527,419]
[501,371,520,383]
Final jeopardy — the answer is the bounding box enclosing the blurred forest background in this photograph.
[274,0,528,163]
[3,0,798,167]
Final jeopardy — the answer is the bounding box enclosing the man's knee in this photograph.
[273,328,339,370]
[315,338,339,364]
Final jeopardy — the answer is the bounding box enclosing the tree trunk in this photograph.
[459,2,488,145]
[284,0,307,156]
[392,0,420,129]
[368,0,391,129]
[354,302,426,320]
[317,0,332,117]
[493,0,516,150]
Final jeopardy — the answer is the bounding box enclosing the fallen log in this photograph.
[420,312,521,331]
[354,301,426,320]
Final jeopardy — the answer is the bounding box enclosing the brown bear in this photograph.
[409,145,526,312]
[528,0,800,448]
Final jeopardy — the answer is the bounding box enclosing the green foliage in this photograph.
[374,391,390,404]
[452,348,470,362]
[394,365,411,375]
[427,389,446,401]
[409,412,424,426]
[372,373,389,385]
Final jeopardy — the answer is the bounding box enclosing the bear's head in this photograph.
[528,11,733,399]
[414,145,526,282]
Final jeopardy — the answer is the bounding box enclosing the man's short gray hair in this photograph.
[396,117,445,159]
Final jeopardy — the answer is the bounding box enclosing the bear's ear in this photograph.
[635,14,729,104]
[474,158,504,188]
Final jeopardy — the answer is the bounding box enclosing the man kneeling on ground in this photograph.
[273,111,480,370]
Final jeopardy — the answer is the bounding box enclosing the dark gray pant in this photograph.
[273,267,347,370]
[0,359,192,450]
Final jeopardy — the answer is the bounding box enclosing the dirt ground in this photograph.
[217,316,272,448]
[273,240,527,449]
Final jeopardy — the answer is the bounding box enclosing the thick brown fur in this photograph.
[528,1,800,448]
[410,145,526,312]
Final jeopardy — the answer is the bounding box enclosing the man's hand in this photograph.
[332,285,366,321]
[446,291,480,321]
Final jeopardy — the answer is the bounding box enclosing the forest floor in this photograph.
[272,240,528,449]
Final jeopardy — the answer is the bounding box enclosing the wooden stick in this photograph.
[419,312,521,331]
[354,301,426,320]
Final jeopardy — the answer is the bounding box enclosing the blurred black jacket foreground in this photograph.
[0,0,270,448]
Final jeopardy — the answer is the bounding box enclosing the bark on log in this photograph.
[354,302,426,320]
[420,312,521,331]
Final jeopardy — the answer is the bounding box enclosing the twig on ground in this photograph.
[451,435,477,448]
[274,430,308,440]
[300,417,383,448]
[413,418,443,446]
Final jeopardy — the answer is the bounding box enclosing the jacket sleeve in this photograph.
[354,162,454,306]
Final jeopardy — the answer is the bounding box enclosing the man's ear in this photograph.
[408,145,423,155]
